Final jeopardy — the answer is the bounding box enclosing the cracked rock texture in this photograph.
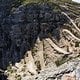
[34,58,80,80]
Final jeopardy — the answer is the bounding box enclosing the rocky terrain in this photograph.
[0,0,80,80]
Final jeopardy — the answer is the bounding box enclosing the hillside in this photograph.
[0,0,80,80]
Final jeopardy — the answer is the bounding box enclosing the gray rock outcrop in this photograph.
[34,58,80,80]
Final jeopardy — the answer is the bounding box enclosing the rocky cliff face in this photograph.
[0,1,80,80]
[0,2,67,70]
